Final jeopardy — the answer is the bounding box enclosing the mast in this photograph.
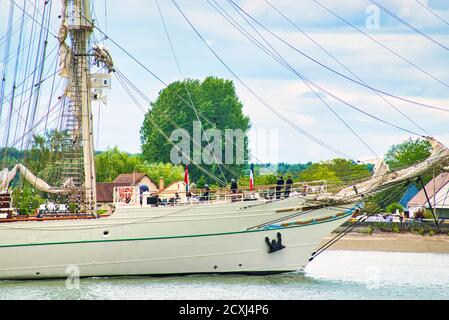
[65,0,96,214]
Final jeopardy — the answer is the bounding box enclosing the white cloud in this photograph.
[2,0,449,163]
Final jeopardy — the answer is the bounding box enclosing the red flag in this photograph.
[184,164,189,192]
[249,163,254,191]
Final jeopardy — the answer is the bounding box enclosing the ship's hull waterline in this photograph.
[0,197,360,279]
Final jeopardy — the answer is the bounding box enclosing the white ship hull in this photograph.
[0,197,361,279]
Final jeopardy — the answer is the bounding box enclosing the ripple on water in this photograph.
[1,251,449,300]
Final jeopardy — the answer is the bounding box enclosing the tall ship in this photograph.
[0,0,448,280]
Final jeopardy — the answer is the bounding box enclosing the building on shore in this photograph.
[158,181,187,201]
[407,172,449,219]
[96,173,159,211]
[399,184,419,215]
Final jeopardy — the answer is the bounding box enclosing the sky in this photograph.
[1,0,449,164]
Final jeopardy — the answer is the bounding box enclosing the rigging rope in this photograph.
[224,1,433,137]
[310,181,413,260]
[0,1,15,125]
[155,0,229,185]
[114,69,243,180]
[113,70,228,186]
[76,8,355,160]
[368,0,449,53]
[210,0,379,158]
[170,0,355,160]
[2,0,26,168]
[415,0,449,28]
[229,0,449,115]
[263,0,430,136]
[311,0,449,90]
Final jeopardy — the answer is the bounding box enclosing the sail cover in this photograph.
[0,164,70,194]
[317,137,449,203]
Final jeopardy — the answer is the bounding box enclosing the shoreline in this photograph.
[320,232,449,254]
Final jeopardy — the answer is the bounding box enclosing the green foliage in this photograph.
[297,158,370,185]
[323,158,371,183]
[4,130,70,186]
[140,77,250,184]
[95,147,184,187]
[423,209,436,220]
[239,174,277,187]
[0,147,25,167]
[364,201,382,214]
[298,164,341,183]
[386,202,404,214]
[143,162,184,187]
[12,185,45,215]
[196,176,206,188]
[275,162,311,180]
[95,147,148,182]
[68,203,78,213]
[391,224,401,233]
[385,138,431,171]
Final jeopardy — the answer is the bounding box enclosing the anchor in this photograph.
[265,232,286,253]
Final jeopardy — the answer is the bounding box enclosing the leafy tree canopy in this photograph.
[385,138,431,171]
[386,202,404,214]
[297,158,371,185]
[95,147,183,187]
[298,163,341,184]
[140,77,250,185]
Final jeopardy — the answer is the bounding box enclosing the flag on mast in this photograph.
[184,164,190,193]
[249,164,255,191]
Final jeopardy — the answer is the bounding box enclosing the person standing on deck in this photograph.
[230,179,238,194]
[202,184,210,201]
[276,176,284,199]
[285,176,293,198]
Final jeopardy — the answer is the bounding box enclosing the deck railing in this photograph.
[112,180,329,208]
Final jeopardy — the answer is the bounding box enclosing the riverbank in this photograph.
[321,232,449,254]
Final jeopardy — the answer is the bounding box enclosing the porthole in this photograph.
[102,230,110,237]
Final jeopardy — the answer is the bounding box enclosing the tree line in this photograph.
[0,77,433,214]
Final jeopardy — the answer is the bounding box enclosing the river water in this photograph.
[1,250,448,300]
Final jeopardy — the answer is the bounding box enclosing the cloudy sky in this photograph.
[1,0,449,164]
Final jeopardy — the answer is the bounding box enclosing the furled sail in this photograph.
[0,164,70,194]
[319,158,390,201]
[58,0,70,78]
[317,137,449,203]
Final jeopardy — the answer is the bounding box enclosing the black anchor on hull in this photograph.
[265,232,286,253]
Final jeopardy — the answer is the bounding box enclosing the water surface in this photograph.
[1,250,448,300]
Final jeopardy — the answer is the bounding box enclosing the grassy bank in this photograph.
[322,221,449,254]
[336,220,449,237]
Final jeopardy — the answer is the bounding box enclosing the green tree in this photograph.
[12,184,45,215]
[239,174,277,187]
[296,159,370,185]
[298,163,341,183]
[386,202,404,214]
[95,147,184,187]
[371,138,432,210]
[385,138,431,170]
[95,147,148,182]
[143,162,184,187]
[140,77,250,185]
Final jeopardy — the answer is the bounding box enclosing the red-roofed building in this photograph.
[96,173,159,211]
[113,173,158,191]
